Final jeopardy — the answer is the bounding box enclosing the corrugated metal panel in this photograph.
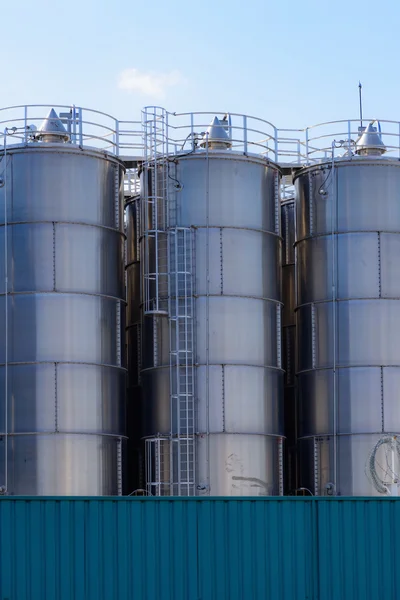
[0,497,399,599]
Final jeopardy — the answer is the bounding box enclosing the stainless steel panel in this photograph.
[298,368,382,438]
[0,434,121,495]
[380,233,400,298]
[382,367,400,431]
[336,164,400,233]
[176,156,278,232]
[0,294,121,365]
[197,365,282,435]
[55,224,124,298]
[0,224,54,293]
[195,228,280,299]
[0,364,56,433]
[337,300,400,366]
[222,229,280,300]
[297,234,379,305]
[196,297,279,368]
[56,364,125,434]
[197,433,280,496]
[2,149,122,230]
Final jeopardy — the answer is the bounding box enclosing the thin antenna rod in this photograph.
[358,81,363,128]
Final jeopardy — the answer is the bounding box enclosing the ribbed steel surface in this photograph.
[1,497,400,600]
[0,144,126,495]
[281,198,297,492]
[137,152,284,496]
[295,158,400,496]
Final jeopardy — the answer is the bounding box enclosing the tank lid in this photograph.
[199,116,232,149]
[355,120,386,156]
[35,108,70,143]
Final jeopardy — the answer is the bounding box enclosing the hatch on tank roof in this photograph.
[34,108,70,143]
[355,120,386,156]
[199,116,232,150]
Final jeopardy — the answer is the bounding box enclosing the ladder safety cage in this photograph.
[141,107,169,315]
[142,108,196,496]
[168,227,196,496]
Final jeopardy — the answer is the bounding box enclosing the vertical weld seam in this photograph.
[378,231,382,298]
[285,205,289,264]
[381,366,384,433]
[313,437,319,495]
[54,363,58,432]
[309,172,313,235]
[52,222,56,291]
[219,227,223,295]
[275,172,280,235]
[311,304,316,369]
[277,304,282,369]
[221,365,225,432]
[114,165,120,229]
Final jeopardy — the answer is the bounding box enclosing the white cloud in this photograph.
[118,68,184,99]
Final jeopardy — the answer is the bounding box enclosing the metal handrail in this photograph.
[143,108,279,160]
[0,104,141,157]
[276,118,400,164]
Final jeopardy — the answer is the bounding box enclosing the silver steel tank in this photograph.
[295,129,400,495]
[125,195,143,492]
[281,197,297,491]
[0,109,126,495]
[139,116,284,496]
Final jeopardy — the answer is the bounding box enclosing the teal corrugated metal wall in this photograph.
[0,497,399,599]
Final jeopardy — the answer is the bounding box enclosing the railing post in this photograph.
[115,119,120,156]
[306,128,309,164]
[243,115,247,154]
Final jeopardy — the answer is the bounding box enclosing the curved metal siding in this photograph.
[281,198,297,491]
[140,153,284,496]
[0,145,126,495]
[295,159,400,496]
[1,497,400,600]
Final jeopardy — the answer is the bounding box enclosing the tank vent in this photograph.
[355,120,386,156]
[35,108,70,143]
[199,116,232,149]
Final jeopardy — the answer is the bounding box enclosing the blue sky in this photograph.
[1,0,399,129]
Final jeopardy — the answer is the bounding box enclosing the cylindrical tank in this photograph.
[125,195,143,493]
[295,149,400,496]
[281,197,297,492]
[0,117,126,495]
[139,144,284,496]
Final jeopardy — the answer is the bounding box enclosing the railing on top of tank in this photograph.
[0,105,142,157]
[276,118,400,164]
[142,107,280,160]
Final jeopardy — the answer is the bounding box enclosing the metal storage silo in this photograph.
[138,108,284,496]
[281,196,297,491]
[125,194,144,492]
[295,120,400,496]
[0,107,126,495]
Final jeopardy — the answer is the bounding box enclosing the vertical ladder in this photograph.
[142,108,196,496]
[142,107,168,315]
[169,227,196,496]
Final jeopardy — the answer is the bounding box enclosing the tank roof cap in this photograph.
[199,116,232,150]
[355,120,386,156]
[35,108,70,143]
